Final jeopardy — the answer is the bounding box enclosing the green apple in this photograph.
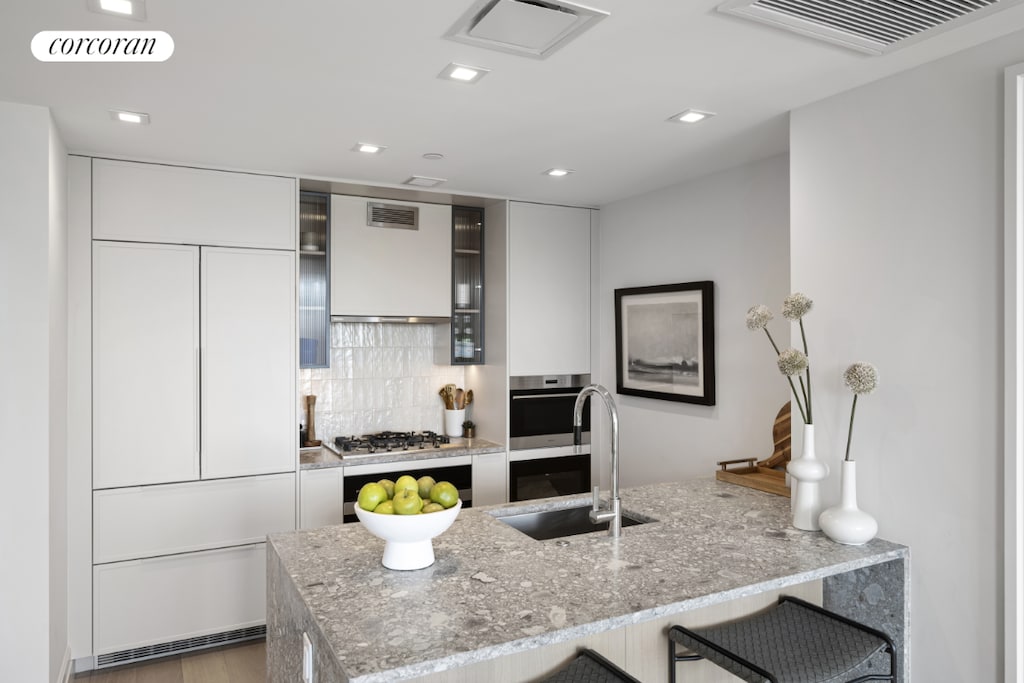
[421,502,444,514]
[374,500,395,514]
[417,475,436,499]
[357,482,388,512]
[429,481,459,509]
[393,488,424,515]
[377,479,395,499]
[394,475,419,496]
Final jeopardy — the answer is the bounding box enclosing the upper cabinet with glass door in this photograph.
[449,206,484,364]
[298,192,330,369]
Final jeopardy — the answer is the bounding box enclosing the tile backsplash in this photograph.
[299,323,465,439]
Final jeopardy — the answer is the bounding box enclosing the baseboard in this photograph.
[72,656,95,675]
[57,646,72,683]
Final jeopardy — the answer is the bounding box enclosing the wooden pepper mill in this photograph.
[304,395,322,447]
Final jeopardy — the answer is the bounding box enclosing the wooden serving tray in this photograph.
[715,402,791,498]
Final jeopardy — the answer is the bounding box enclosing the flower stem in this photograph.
[763,328,781,355]
[799,319,812,423]
[845,394,858,462]
[788,377,808,423]
[797,375,810,419]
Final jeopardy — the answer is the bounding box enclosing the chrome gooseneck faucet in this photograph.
[573,384,621,538]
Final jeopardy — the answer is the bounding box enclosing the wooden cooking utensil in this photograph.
[304,395,322,447]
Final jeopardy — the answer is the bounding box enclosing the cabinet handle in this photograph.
[511,393,581,400]
[195,347,201,458]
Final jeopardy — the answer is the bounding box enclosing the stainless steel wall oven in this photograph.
[509,374,590,450]
[508,374,592,502]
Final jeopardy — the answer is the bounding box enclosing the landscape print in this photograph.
[615,281,715,405]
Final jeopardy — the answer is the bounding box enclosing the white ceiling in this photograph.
[4,0,1024,207]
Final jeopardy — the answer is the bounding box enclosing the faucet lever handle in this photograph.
[592,485,601,512]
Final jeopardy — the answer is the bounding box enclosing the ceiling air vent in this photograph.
[367,202,419,230]
[718,0,1024,55]
[444,0,610,59]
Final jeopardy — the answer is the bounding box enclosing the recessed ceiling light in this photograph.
[422,153,445,161]
[109,109,150,124]
[353,143,386,154]
[669,109,716,124]
[544,168,574,177]
[87,0,147,21]
[404,176,447,187]
[438,62,490,84]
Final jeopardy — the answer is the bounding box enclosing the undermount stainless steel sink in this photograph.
[492,505,651,541]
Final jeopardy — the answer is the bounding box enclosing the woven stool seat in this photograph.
[668,596,895,683]
[539,648,641,683]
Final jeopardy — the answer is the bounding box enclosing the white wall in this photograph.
[0,100,69,681]
[597,154,791,487]
[790,30,1024,681]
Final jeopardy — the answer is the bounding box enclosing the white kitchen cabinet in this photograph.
[93,244,295,486]
[92,159,295,250]
[300,467,345,529]
[508,203,592,376]
[94,474,295,563]
[201,247,295,479]
[472,451,508,506]
[93,241,200,489]
[330,195,452,318]
[93,544,266,655]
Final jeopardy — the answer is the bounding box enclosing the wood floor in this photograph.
[74,640,266,683]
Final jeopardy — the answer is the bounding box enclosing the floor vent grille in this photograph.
[718,0,1024,54]
[95,625,266,668]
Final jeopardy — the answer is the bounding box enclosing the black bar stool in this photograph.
[668,596,896,683]
[539,648,642,683]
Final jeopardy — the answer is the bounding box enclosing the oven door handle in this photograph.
[511,393,581,400]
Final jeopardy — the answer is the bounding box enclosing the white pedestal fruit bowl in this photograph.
[354,499,462,570]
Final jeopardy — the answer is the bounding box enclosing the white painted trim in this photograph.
[1005,61,1024,683]
[57,645,72,683]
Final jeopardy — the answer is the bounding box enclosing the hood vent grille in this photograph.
[718,0,1024,54]
[367,202,419,230]
[444,0,609,59]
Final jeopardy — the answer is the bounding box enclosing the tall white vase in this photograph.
[786,424,829,531]
[819,461,878,545]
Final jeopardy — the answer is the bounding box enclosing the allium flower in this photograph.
[782,292,813,320]
[843,362,878,462]
[745,305,773,331]
[777,349,808,377]
[843,363,878,395]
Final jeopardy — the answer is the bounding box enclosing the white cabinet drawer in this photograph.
[300,468,345,529]
[94,544,266,655]
[92,158,296,249]
[94,474,295,563]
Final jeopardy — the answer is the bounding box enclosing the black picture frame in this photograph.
[614,281,715,405]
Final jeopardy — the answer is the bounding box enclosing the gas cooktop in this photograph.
[327,430,455,458]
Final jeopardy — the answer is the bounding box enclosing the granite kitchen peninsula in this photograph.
[267,479,909,683]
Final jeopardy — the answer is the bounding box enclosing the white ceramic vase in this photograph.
[787,424,829,531]
[819,460,878,545]
[443,409,465,437]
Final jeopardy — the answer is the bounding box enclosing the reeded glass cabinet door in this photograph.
[298,192,329,368]
[451,206,484,364]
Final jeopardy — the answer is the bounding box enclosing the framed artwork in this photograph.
[614,281,715,405]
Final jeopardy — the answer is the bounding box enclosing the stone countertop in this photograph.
[267,479,908,683]
[299,437,504,470]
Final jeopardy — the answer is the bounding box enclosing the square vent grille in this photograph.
[718,0,1024,54]
[444,0,609,59]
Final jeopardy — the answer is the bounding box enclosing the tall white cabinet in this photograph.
[86,159,298,664]
[201,247,295,479]
[93,242,200,489]
[508,202,593,376]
